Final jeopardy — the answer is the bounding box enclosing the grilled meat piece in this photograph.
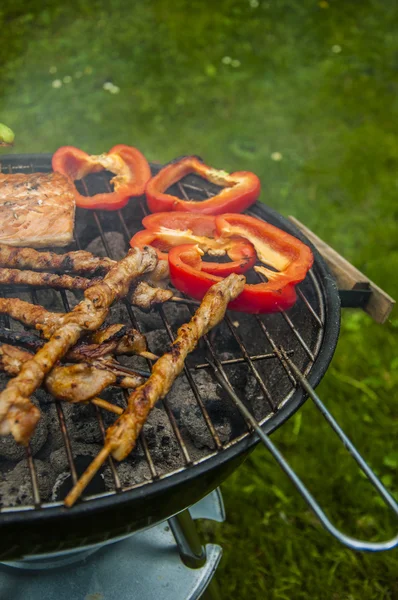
[0,267,95,291]
[45,363,144,402]
[130,281,173,311]
[0,246,157,445]
[0,304,148,358]
[0,297,61,332]
[0,344,138,413]
[0,323,148,362]
[0,243,114,275]
[0,172,75,247]
[70,324,149,360]
[64,273,246,507]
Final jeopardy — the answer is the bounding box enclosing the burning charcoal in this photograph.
[0,410,48,461]
[141,407,181,467]
[69,404,103,444]
[35,288,65,311]
[145,329,171,356]
[131,306,164,332]
[0,460,55,506]
[217,353,248,391]
[46,402,103,447]
[244,375,273,421]
[51,444,106,501]
[50,443,102,474]
[85,232,127,260]
[104,301,130,326]
[103,460,152,491]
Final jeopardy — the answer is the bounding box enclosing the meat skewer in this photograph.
[0,241,169,287]
[64,273,245,507]
[0,315,156,361]
[0,243,114,275]
[0,267,96,291]
[0,246,157,444]
[0,269,173,312]
[0,344,127,414]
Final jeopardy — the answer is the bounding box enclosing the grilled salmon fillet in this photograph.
[0,172,76,247]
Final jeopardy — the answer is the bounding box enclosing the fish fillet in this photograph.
[0,172,76,247]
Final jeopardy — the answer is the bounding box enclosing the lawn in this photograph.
[1,0,397,598]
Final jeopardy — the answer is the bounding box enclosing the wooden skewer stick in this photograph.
[91,397,123,415]
[64,445,112,508]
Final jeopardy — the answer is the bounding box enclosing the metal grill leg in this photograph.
[168,510,207,569]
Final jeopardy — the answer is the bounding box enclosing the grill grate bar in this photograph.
[255,316,297,385]
[256,271,316,361]
[25,443,41,507]
[195,349,294,369]
[297,288,324,327]
[223,314,275,410]
[90,185,193,470]
[158,306,223,450]
[94,404,122,492]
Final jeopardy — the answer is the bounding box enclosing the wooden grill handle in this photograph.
[288,216,395,324]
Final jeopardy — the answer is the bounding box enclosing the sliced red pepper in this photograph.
[168,215,314,313]
[52,145,151,211]
[129,212,256,277]
[145,156,261,215]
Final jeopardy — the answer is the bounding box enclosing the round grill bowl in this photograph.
[0,155,340,560]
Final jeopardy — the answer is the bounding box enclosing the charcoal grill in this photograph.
[0,153,396,566]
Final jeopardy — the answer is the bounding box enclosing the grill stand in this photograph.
[0,490,225,600]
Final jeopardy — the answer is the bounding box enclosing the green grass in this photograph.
[1,0,397,597]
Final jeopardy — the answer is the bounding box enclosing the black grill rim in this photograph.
[0,153,340,529]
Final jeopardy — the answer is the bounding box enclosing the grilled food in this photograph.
[130,281,173,311]
[0,246,157,445]
[0,344,128,415]
[0,267,95,291]
[0,243,114,275]
[0,301,152,359]
[64,273,246,507]
[0,172,76,247]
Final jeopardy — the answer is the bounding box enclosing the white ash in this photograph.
[0,460,55,507]
[50,443,102,474]
[51,472,71,501]
[85,231,127,261]
[103,460,152,491]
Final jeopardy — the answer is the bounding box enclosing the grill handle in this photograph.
[288,216,395,324]
[207,355,398,552]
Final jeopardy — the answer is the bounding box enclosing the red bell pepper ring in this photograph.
[168,214,314,313]
[129,212,256,277]
[145,156,261,215]
[52,145,152,211]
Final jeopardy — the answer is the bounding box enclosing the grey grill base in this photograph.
[0,490,224,600]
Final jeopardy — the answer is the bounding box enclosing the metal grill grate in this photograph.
[0,156,325,512]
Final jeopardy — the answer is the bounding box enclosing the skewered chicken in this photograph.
[0,246,157,445]
[0,267,96,291]
[64,273,245,507]
[0,311,150,359]
[0,241,169,285]
[0,243,114,275]
[0,344,129,415]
